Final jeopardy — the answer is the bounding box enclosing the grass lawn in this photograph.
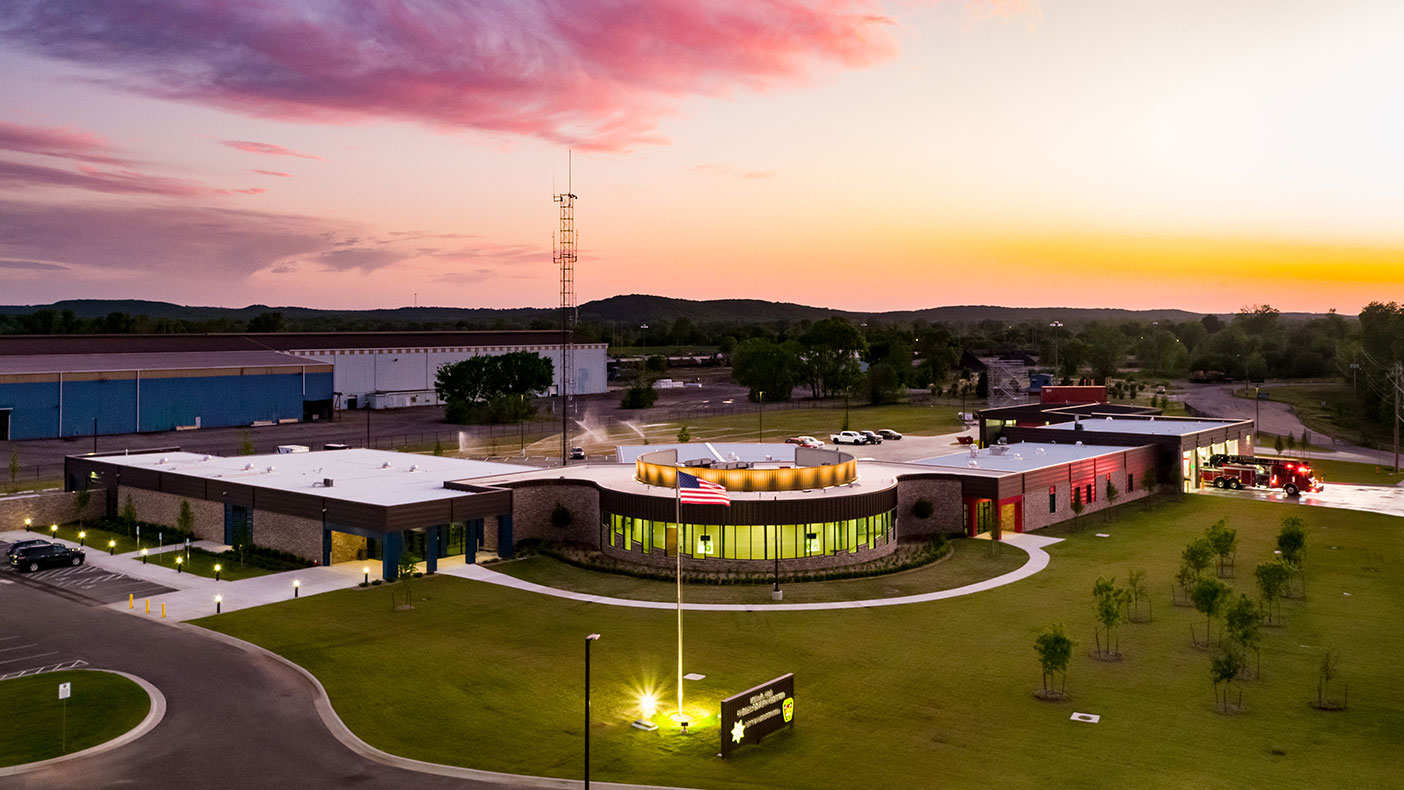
[133,546,276,581]
[197,497,1404,789]
[23,523,143,556]
[491,537,1023,604]
[1307,458,1404,487]
[0,670,150,767]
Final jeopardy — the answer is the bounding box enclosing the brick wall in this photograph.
[116,487,224,542]
[252,510,323,562]
[895,478,963,538]
[0,490,104,529]
[510,483,602,546]
[1024,468,1153,532]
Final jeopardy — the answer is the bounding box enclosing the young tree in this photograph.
[1277,516,1308,598]
[396,550,419,607]
[1033,624,1074,699]
[1091,576,1129,657]
[71,488,91,528]
[177,499,194,536]
[1317,647,1343,710]
[1205,519,1238,577]
[121,494,138,538]
[1181,537,1214,579]
[1069,496,1085,530]
[1223,594,1264,679]
[1127,568,1151,622]
[1285,433,1297,453]
[432,439,445,456]
[7,448,18,493]
[1273,434,1285,455]
[238,430,255,456]
[1190,577,1231,647]
[1103,478,1120,517]
[1173,563,1198,606]
[1211,644,1245,713]
[1140,469,1158,508]
[676,425,692,443]
[1255,558,1292,625]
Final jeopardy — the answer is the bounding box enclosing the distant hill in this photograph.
[0,295,1333,328]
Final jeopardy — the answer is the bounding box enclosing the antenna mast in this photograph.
[554,152,578,466]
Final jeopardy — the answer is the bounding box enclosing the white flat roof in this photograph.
[914,442,1131,473]
[1041,417,1245,436]
[470,459,912,500]
[92,449,534,506]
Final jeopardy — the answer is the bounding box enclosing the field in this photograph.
[1306,458,1404,486]
[1238,383,1387,449]
[197,496,1404,789]
[0,670,150,767]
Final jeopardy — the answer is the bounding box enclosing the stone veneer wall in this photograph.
[601,530,898,574]
[510,483,602,546]
[0,490,104,529]
[116,487,224,542]
[250,510,323,562]
[331,531,367,564]
[894,478,963,538]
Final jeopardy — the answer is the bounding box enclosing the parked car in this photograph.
[830,430,866,445]
[6,539,51,561]
[569,447,586,460]
[10,543,85,572]
[786,436,825,449]
[877,429,903,441]
[859,430,883,445]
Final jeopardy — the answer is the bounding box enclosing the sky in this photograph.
[0,0,1401,315]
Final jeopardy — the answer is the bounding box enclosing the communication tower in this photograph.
[554,155,577,465]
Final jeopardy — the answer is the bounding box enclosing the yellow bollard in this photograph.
[161,603,166,619]
[129,593,134,609]
[145,598,150,614]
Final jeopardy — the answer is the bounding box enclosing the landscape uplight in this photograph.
[293,579,301,598]
[639,693,658,719]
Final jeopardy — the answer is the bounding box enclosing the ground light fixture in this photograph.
[363,566,370,584]
[214,563,222,582]
[215,594,222,614]
[108,539,116,555]
[585,633,601,790]
[140,548,148,565]
[293,579,300,598]
[50,524,57,536]
[632,693,661,731]
[24,518,31,530]
[175,556,183,573]
[78,531,86,547]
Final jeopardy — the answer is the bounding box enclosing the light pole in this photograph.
[757,391,764,443]
[585,633,601,790]
[1049,321,1063,381]
[1254,386,1261,438]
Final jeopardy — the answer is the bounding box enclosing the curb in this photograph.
[0,668,167,777]
[180,624,706,790]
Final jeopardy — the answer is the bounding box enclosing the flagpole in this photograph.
[675,467,684,724]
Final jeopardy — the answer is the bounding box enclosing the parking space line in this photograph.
[0,644,40,653]
[0,650,57,665]
[0,659,88,681]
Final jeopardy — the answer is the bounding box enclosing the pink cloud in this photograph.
[0,1,905,150]
[0,159,223,197]
[221,140,322,159]
[0,121,136,166]
[252,169,292,177]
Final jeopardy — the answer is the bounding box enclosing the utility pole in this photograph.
[1394,362,1401,473]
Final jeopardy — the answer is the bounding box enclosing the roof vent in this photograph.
[382,462,393,469]
[1035,447,1046,456]
[157,457,168,464]
[323,478,334,488]
[1012,453,1023,460]
[409,464,421,472]
[265,466,276,473]
[202,455,212,462]
[1075,441,1083,446]
[1106,416,1114,421]
[244,463,255,471]
[968,460,979,468]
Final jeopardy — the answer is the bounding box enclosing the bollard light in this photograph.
[363,566,370,585]
[108,539,116,555]
[79,531,86,547]
[214,563,222,582]
[141,548,148,565]
[293,579,300,598]
[50,524,58,536]
[215,594,222,614]
[24,517,32,530]
[175,556,183,573]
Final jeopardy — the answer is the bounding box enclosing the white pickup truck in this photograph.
[831,430,867,445]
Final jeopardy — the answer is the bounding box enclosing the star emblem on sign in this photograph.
[731,720,746,744]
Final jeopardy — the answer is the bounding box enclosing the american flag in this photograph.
[677,472,730,506]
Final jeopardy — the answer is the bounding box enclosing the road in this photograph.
[0,576,530,789]
[1181,383,1394,466]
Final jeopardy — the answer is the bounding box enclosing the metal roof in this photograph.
[1040,417,1246,436]
[0,330,600,356]
[0,350,329,375]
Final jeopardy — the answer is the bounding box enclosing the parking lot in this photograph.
[2,540,175,605]
[0,634,88,681]
[1195,481,1404,519]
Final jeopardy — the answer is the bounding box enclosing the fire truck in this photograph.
[1200,454,1322,496]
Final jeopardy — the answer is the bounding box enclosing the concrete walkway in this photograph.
[435,532,1062,612]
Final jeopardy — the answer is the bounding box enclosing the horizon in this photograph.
[2,2,1401,314]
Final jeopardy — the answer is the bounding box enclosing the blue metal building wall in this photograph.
[0,370,334,440]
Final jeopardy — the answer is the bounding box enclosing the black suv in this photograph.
[10,544,85,572]
[6,539,51,561]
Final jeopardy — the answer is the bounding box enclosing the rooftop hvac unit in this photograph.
[323,478,334,488]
